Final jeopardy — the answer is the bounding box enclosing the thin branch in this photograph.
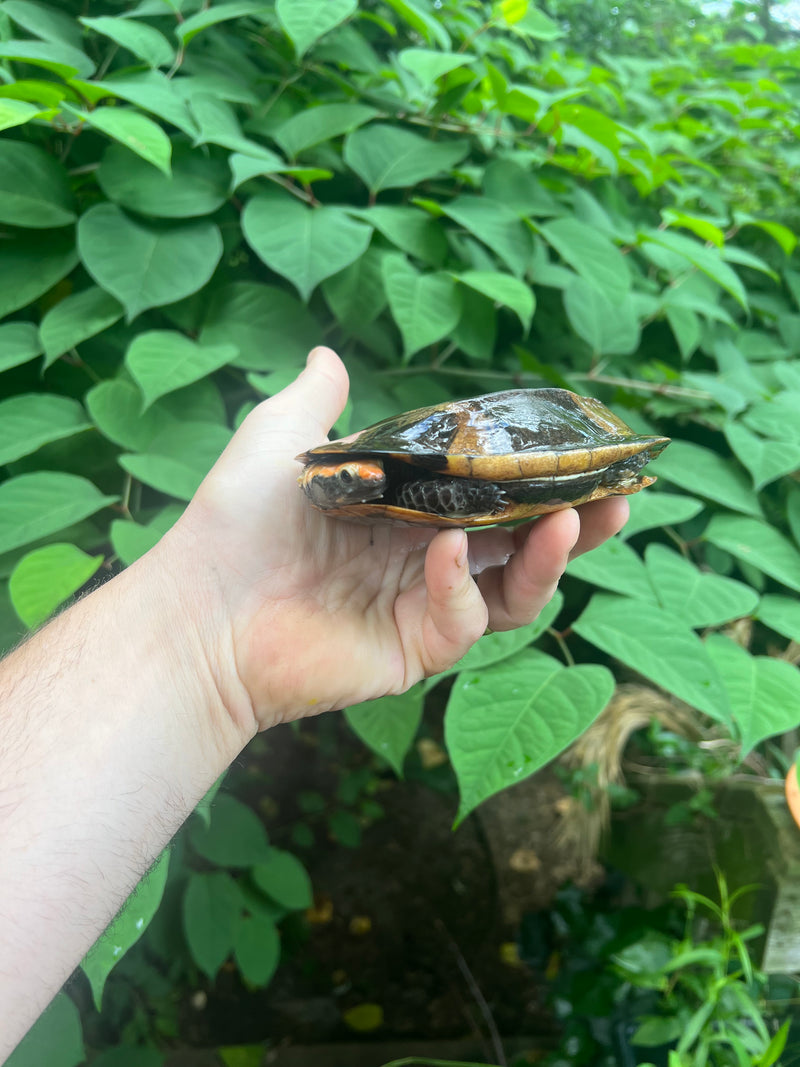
[435,918,506,1067]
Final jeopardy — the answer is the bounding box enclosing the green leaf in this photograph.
[640,228,747,309]
[345,685,423,778]
[454,271,533,333]
[182,870,240,979]
[443,197,532,278]
[0,472,117,556]
[1,0,83,46]
[573,593,731,723]
[705,635,800,757]
[4,992,84,1067]
[756,595,800,643]
[349,205,447,264]
[567,536,652,600]
[506,4,562,38]
[0,322,42,373]
[273,102,378,157]
[227,149,293,190]
[276,0,357,57]
[398,48,476,88]
[724,420,800,491]
[40,286,123,368]
[344,123,468,193]
[126,331,237,409]
[200,282,319,372]
[119,422,232,502]
[80,107,172,176]
[620,490,705,540]
[176,1,272,44]
[0,97,47,132]
[242,194,372,302]
[0,139,74,227]
[381,0,450,47]
[81,850,169,1010]
[80,16,175,68]
[252,849,313,910]
[0,393,91,466]
[740,217,797,257]
[666,305,701,360]
[190,793,271,867]
[75,71,196,137]
[189,93,275,159]
[97,142,228,218]
[0,38,94,78]
[88,379,171,451]
[447,650,614,823]
[644,544,759,628]
[382,253,462,359]
[110,504,183,567]
[429,591,564,686]
[78,204,222,321]
[234,914,280,987]
[0,229,78,321]
[322,246,387,327]
[662,209,724,248]
[705,513,800,594]
[650,440,762,517]
[538,217,630,303]
[563,276,640,355]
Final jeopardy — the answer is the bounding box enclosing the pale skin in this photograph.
[0,347,628,1058]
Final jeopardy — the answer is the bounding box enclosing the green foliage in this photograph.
[5,0,800,1057]
[519,875,797,1067]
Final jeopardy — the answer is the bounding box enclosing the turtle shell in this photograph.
[297,387,670,527]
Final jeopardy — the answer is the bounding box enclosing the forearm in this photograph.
[0,542,253,1058]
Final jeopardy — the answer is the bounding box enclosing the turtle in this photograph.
[297,387,670,527]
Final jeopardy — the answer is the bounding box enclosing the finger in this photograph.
[412,529,488,675]
[239,346,350,454]
[569,496,629,560]
[477,508,580,631]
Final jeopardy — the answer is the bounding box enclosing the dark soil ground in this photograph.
[167,712,599,1065]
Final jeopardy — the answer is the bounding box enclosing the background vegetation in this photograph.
[3,0,800,1063]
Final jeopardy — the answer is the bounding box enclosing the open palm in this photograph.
[174,348,629,730]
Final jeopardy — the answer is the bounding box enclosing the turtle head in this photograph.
[300,459,386,509]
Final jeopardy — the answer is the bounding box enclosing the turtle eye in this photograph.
[340,468,353,484]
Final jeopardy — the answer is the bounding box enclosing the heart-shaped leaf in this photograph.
[705,513,800,593]
[573,593,731,723]
[706,635,800,758]
[9,543,103,629]
[78,203,222,320]
[644,544,759,628]
[0,393,90,466]
[276,0,357,57]
[0,472,117,556]
[382,253,462,359]
[724,420,800,491]
[126,330,237,409]
[82,850,170,1009]
[344,123,468,193]
[242,194,372,302]
[345,685,423,778]
[0,139,75,227]
[446,650,614,823]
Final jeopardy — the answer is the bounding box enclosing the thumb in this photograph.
[271,346,350,445]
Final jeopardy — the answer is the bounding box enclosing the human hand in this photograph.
[160,348,629,734]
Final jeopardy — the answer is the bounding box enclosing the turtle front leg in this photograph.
[394,477,508,519]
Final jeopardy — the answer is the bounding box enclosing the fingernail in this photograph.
[306,347,321,368]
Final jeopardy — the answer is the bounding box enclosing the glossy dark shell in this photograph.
[298,387,670,526]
